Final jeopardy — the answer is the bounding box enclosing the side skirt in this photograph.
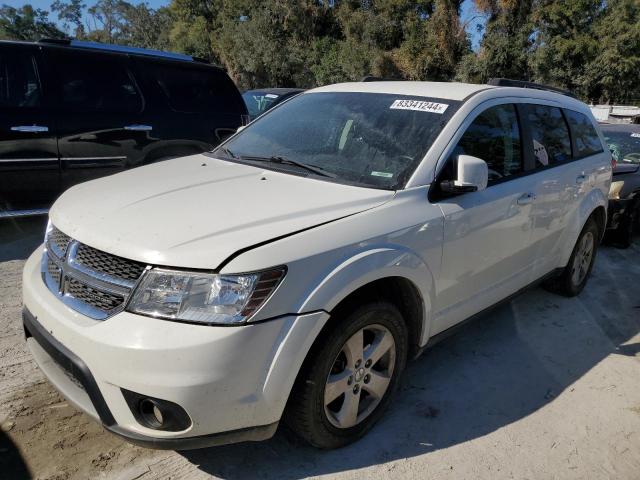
[415,267,565,358]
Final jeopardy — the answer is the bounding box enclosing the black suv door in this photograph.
[45,47,155,191]
[0,43,59,211]
[132,58,246,157]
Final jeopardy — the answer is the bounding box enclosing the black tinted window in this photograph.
[564,110,603,158]
[53,52,142,113]
[455,104,523,182]
[153,63,244,114]
[0,52,41,108]
[526,105,571,167]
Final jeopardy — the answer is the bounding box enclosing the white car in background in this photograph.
[22,79,611,449]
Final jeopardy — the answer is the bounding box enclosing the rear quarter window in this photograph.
[564,109,604,158]
[151,62,245,115]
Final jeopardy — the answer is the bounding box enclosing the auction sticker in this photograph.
[390,99,449,114]
[631,133,640,138]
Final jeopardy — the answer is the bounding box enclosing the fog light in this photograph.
[121,389,191,432]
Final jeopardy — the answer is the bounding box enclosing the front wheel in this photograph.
[285,302,408,449]
[544,217,599,297]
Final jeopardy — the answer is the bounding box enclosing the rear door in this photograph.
[433,102,536,332]
[0,43,59,210]
[135,59,246,155]
[45,48,153,191]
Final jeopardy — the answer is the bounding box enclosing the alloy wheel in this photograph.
[323,324,396,429]
[571,231,594,286]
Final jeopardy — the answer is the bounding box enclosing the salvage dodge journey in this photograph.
[22,79,611,449]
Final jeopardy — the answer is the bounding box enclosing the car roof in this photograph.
[0,39,222,69]
[309,81,494,101]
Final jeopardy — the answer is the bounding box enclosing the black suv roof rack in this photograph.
[487,78,576,99]
[38,38,201,63]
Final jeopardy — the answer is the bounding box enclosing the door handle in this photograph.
[576,174,587,185]
[11,125,48,133]
[124,124,153,131]
[517,193,536,206]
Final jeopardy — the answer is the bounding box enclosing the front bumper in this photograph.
[22,246,329,449]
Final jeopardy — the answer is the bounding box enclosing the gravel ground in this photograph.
[1,217,639,480]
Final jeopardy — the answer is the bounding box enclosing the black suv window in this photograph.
[564,110,603,158]
[153,63,244,114]
[526,104,572,167]
[0,52,41,108]
[53,52,142,113]
[454,104,523,183]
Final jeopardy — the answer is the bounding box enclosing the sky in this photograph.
[5,0,486,49]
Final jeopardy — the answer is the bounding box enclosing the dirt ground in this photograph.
[1,216,639,480]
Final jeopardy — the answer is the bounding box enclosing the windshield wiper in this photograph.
[217,146,238,159]
[239,155,337,178]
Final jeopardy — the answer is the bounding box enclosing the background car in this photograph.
[242,88,304,120]
[0,39,248,217]
[601,123,640,247]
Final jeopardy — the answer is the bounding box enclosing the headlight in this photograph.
[609,180,624,200]
[127,267,286,325]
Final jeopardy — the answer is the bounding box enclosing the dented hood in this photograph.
[50,155,394,270]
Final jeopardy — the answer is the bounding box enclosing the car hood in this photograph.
[50,155,394,270]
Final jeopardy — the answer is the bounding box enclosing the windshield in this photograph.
[217,92,460,189]
[242,91,282,117]
[603,129,640,164]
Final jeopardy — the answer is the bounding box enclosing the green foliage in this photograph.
[1,0,638,104]
[586,0,640,103]
[0,4,65,40]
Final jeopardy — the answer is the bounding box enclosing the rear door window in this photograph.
[0,51,41,108]
[564,110,603,158]
[152,63,244,114]
[525,104,572,167]
[51,51,142,113]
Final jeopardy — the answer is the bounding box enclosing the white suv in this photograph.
[22,80,611,449]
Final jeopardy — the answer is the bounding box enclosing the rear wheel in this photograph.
[285,302,407,449]
[544,217,599,297]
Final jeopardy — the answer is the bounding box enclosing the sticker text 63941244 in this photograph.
[390,99,449,114]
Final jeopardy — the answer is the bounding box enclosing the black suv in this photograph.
[0,39,247,216]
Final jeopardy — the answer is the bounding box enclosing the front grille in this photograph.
[41,226,147,320]
[48,226,72,258]
[66,278,125,312]
[75,244,146,281]
[47,257,62,286]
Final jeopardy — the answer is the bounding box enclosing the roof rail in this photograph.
[38,38,196,63]
[488,78,576,99]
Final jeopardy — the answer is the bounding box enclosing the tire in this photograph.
[285,302,408,449]
[544,217,599,297]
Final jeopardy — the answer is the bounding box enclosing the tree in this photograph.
[531,0,604,99]
[585,0,640,103]
[51,0,85,38]
[0,4,65,40]
[457,0,535,83]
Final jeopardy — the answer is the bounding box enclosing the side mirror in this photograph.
[441,154,488,194]
[236,125,247,133]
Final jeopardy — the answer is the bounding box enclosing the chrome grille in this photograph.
[47,226,72,258]
[41,226,148,320]
[66,278,125,312]
[47,257,62,286]
[75,244,146,281]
